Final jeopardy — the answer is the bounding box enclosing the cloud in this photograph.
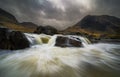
[0,0,119,30]
[92,0,120,17]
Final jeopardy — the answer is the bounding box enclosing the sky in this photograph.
[0,0,120,30]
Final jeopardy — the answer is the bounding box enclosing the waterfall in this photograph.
[25,33,51,45]
[24,33,91,47]
[0,33,120,77]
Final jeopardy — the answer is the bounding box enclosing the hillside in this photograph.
[62,15,120,39]
[0,8,36,33]
[20,22,38,29]
[0,8,18,23]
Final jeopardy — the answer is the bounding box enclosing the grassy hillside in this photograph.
[0,8,36,33]
[0,21,35,33]
[61,15,120,39]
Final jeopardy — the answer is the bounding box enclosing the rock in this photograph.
[0,27,11,49]
[34,25,57,35]
[63,32,82,35]
[43,26,57,35]
[0,27,30,50]
[34,26,44,34]
[55,36,83,47]
[9,31,30,50]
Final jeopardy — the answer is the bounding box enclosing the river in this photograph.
[0,34,120,77]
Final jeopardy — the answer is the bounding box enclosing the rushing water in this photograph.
[0,34,120,77]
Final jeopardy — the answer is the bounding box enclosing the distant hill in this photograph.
[0,8,18,23]
[75,15,120,32]
[62,15,120,39]
[20,22,38,29]
[0,8,36,33]
[0,8,58,34]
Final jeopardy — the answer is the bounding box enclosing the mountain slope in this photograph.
[0,8,35,33]
[0,8,18,23]
[20,22,38,29]
[62,15,120,39]
[75,15,120,33]
[0,8,58,34]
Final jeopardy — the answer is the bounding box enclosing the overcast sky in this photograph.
[0,0,120,30]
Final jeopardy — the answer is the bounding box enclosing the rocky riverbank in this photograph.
[0,27,30,50]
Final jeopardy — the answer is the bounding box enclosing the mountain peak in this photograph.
[62,15,120,39]
[0,8,18,23]
[74,15,120,32]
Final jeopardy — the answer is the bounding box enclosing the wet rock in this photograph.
[63,32,83,36]
[43,26,57,35]
[0,27,30,50]
[55,36,83,47]
[0,27,11,49]
[34,25,57,35]
[34,26,44,34]
[9,31,30,50]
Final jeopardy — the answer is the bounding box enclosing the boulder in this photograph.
[0,27,11,49]
[55,36,83,47]
[34,26,44,34]
[43,26,57,35]
[9,31,30,50]
[63,32,82,35]
[34,25,57,35]
[0,27,30,50]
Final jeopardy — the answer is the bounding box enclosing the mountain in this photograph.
[0,8,18,23]
[20,22,38,29]
[75,15,120,32]
[0,8,35,33]
[62,15,120,39]
[0,8,57,34]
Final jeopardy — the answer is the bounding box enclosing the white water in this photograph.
[0,34,120,77]
[25,33,90,47]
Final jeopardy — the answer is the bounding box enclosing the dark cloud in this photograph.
[93,0,120,17]
[0,0,120,30]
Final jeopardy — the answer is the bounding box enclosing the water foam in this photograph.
[0,34,119,77]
